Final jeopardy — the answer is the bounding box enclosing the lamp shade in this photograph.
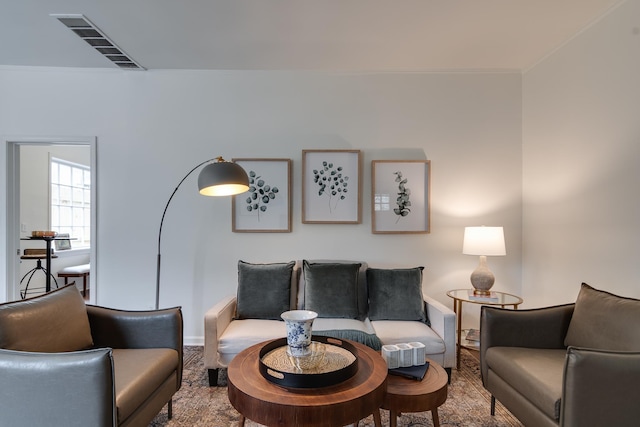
[463,226,506,256]
[198,160,250,196]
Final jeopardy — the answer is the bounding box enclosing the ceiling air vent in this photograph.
[51,14,145,70]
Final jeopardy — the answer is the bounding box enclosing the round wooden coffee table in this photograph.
[381,359,448,427]
[227,338,387,427]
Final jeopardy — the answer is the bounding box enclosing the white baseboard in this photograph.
[184,336,204,346]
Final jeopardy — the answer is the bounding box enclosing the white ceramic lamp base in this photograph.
[470,255,495,294]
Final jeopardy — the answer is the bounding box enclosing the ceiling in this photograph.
[0,0,623,72]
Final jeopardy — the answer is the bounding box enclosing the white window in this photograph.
[50,158,91,248]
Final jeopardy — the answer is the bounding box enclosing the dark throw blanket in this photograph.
[313,329,382,351]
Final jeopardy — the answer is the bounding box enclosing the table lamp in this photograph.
[462,226,506,294]
[156,157,249,309]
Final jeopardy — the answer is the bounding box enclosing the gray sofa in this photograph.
[0,284,183,427]
[205,259,456,386]
[480,283,640,427]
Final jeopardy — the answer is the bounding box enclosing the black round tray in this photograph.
[259,335,359,389]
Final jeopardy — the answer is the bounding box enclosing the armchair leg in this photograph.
[208,368,219,386]
[168,399,173,419]
[445,367,452,384]
[490,395,496,416]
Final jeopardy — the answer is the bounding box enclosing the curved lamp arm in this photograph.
[155,157,248,309]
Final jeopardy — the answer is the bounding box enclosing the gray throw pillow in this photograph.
[236,260,295,320]
[565,283,640,351]
[303,260,361,319]
[367,267,427,323]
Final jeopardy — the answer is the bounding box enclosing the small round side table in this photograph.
[381,359,448,427]
[446,289,523,369]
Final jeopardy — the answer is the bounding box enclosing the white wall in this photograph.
[1,68,523,342]
[522,0,640,306]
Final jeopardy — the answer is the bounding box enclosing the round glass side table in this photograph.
[446,289,523,369]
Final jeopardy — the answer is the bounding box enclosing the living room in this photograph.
[1,1,639,424]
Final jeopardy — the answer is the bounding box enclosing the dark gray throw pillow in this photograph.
[235,260,295,320]
[367,267,427,323]
[303,260,361,319]
[565,283,640,351]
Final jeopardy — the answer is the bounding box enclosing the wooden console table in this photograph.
[227,338,387,427]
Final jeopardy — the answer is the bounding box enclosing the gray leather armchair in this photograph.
[480,283,640,427]
[0,284,183,427]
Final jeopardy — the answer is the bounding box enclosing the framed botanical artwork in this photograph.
[232,158,292,232]
[372,160,430,234]
[302,149,362,224]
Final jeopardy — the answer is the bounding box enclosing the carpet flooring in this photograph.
[150,346,522,426]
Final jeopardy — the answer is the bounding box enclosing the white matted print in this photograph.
[302,150,362,224]
[372,160,430,234]
[232,158,292,232]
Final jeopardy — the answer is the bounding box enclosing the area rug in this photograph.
[150,346,522,426]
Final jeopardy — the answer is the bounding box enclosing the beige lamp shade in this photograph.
[463,226,506,256]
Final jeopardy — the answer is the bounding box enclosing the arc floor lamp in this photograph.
[156,157,249,309]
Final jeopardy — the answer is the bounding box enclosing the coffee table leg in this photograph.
[432,408,440,427]
[373,409,382,427]
[238,415,245,426]
[389,410,398,427]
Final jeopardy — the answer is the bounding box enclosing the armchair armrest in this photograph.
[423,293,456,369]
[203,295,237,370]
[0,348,116,427]
[86,305,183,388]
[561,347,640,427]
[87,305,183,349]
[480,303,574,382]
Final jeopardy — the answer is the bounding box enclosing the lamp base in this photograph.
[470,255,495,294]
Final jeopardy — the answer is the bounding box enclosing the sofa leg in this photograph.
[208,368,219,386]
[445,367,452,384]
[490,395,496,416]
[168,399,173,419]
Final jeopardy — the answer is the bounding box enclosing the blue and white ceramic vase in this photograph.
[281,310,318,357]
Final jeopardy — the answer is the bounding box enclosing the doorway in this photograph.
[1,137,97,303]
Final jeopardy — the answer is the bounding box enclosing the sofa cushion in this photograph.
[485,347,566,421]
[0,284,93,352]
[366,267,427,323]
[303,260,361,319]
[112,348,179,423]
[565,283,640,351]
[371,320,445,354]
[235,260,295,320]
[218,319,287,361]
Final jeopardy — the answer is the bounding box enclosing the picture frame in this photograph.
[372,160,430,234]
[302,149,362,224]
[54,233,72,250]
[232,158,292,233]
